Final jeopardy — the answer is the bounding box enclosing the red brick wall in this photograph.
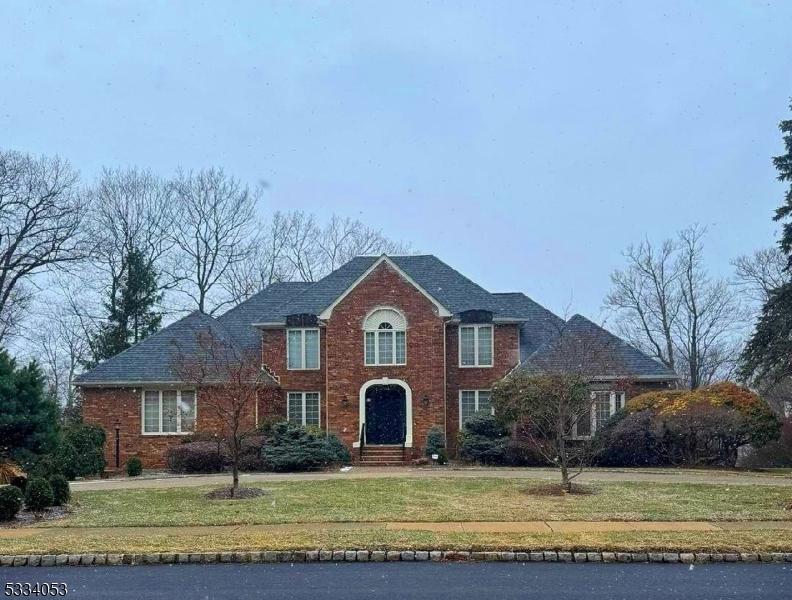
[322,261,447,459]
[445,323,521,452]
[261,326,327,414]
[81,385,282,469]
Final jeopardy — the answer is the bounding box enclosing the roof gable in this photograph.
[317,255,452,320]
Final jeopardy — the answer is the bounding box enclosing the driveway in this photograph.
[71,466,792,491]
[4,563,791,600]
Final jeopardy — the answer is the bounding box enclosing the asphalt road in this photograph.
[2,563,791,600]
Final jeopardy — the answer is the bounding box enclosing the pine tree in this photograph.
[0,349,59,461]
[89,248,162,364]
[740,101,792,385]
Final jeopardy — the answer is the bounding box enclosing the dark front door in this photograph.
[365,385,406,445]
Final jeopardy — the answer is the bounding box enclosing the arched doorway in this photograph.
[356,378,413,447]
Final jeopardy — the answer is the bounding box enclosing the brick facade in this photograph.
[80,260,667,467]
[81,386,283,469]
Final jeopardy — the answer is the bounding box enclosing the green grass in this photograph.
[47,477,792,528]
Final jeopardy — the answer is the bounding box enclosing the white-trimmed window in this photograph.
[572,390,625,438]
[287,391,321,427]
[459,390,493,427]
[142,390,196,434]
[364,308,406,366]
[459,324,493,367]
[287,328,320,370]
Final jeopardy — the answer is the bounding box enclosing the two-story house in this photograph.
[75,254,676,467]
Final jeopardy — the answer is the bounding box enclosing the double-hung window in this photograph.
[363,308,407,366]
[573,390,625,438]
[287,328,320,370]
[459,324,493,367]
[287,392,321,427]
[142,390,196,434]
[459,390,493,427]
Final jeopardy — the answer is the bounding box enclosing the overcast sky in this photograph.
[2,1,791,320]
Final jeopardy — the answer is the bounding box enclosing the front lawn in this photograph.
[47,477,792,528]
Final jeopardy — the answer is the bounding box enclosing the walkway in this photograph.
[70,466,792,491]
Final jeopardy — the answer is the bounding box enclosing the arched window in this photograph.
[364,308,406,365]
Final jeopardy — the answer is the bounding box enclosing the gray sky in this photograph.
[2,1,791,320]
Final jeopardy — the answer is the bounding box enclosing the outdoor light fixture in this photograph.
[422,395,430,406]
[113,420,121,469]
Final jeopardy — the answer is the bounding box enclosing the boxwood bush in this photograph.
[167,442,228,473]
[48,474,71,506]
[261,422,350,472]
[0,485,23,521]
[24,477,54,511]
[125,457,143,477]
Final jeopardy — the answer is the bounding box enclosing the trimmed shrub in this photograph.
[611,383,783,467]
[24,477,54,511]
[425,425,446,457]
[125,457,143,477]
[738,418,792,468]
[56,424,106,480]
[0,485,23,521]
[239,436,268,471]
[591,410,666,467]
[48,474,70,506]
[503,438,551,466]
[167,442,228,473]
[261,422,348,472]
[457,413,509,465]
[28,455,60,481]
[326,432,352,464]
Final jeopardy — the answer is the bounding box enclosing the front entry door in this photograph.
[365,385,406,445]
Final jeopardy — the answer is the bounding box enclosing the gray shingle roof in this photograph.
[493,292,566,360]
[75,254,676,385]
[217,282,311,348]
[261,255,516,322]
[74,311,242,385]
[520,314,677,380]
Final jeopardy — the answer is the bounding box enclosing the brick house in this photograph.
[75,254,677,468]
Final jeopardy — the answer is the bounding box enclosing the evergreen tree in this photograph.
[89,248,162,364]
[740,101,792,385]
[0,349,59,461]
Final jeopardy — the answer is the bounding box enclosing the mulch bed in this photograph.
[522,483,595,497]
[1,506,69,528]
[205,487,269,500]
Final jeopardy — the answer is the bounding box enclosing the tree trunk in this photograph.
[558,430,571,493]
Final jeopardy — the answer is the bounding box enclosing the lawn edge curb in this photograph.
[2,550,792,567]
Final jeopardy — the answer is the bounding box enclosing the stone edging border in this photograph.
[3,550,792,567]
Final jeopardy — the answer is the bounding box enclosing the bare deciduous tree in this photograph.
[223,210,411,304]
[492,316,622,491]
[606,238,680,372]
[172,325,266,497]
[606,225,744,388]
[0,150,90,342]
[316,214,411,274]
[170,168,260,315]
[733,246,788,305]
[87,167,177,316]
[675,226,745,388]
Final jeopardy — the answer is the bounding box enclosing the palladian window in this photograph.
[364,308,406,365]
